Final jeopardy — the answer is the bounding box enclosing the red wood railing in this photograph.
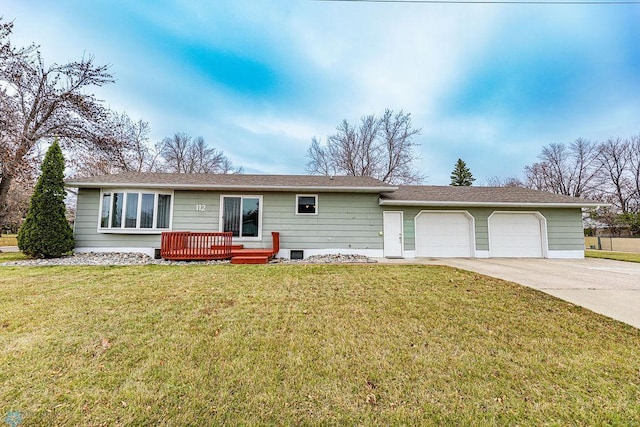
[270,231,280,256]
[161,231,233,260]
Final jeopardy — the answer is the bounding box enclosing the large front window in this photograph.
[221,195,261,239]
[99,190,172,232]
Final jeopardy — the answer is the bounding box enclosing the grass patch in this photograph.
[1,264,639,425]
[0,252,29,262]
[586,249,640,263]
[0,234,17,246]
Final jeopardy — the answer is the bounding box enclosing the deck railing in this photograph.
[160,231,233,260]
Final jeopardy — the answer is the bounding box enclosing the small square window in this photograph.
[296,195,317,215]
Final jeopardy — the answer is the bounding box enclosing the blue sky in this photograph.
[5,0,640,184]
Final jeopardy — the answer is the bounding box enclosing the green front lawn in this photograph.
[1,264,638,425]
[0,252,29,262]
[586,249,640,263]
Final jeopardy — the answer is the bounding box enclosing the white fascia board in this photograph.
[379,199,606,208]
[66,182,397,193]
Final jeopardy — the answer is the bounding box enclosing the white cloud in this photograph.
[4,0,639,184]
[232,115,321,142]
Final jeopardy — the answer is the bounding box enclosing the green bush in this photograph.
[17,140,74,258]
[621,212,640,236]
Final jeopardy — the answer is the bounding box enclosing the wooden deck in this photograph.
[161,231,280,264]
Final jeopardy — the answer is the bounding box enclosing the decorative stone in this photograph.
[1,252,376,266]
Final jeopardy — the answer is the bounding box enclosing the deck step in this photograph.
[212,244,245,250]
[231,256,269,265]
[231,250,274,257]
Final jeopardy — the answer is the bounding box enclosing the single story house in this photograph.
[66,172,601,259]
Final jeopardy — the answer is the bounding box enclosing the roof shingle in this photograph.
[381,185,600,207]
[65,173,602,206]
[65,172,396,192]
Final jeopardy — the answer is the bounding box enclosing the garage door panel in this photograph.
[416,212,473,257]
[489,213,545,258]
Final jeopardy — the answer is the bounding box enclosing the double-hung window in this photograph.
[99,190,172,232]
[220,195,262,239]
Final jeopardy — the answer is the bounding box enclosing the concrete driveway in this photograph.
[382,257,640,329]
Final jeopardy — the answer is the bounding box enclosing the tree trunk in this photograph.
[0,175,14,229]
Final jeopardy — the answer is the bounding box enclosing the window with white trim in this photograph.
[99,191,172,231]
[220,195,262,239]
[296,194,317,215]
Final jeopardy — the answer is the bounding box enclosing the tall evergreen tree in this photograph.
[450,158,475,186]
[17,140,74,258]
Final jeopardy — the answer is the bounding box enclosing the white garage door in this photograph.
[489,212,545,258]
[415,211,474,257]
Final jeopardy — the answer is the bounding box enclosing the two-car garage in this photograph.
[413,211,547,258]
[380,185,593,259]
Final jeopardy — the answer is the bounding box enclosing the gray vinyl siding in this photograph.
[263,192,383,250]
[74,187,584,254]
[75,189,385,251]
[171,191,384,249]
[394,206,584,252]
[467,208,495,251]
[74,188,161,249]
[540,208,584,250]
[172,191,221,232]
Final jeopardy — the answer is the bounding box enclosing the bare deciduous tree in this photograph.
[306,109,423,184]
[306,137,332,176]
[0,177,34,233]
[159,133,239,174]
[596,137,633,213]
[628,134,640,212]
[185,137,226,173]
[0,19,32,62]
[489,133,640,235]
[70,111,161,176]
[0,18,113,226]
[485,176,524,187]
[523,139,600,198]
[379,109,423,184]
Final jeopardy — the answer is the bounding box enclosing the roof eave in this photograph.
[65,181,398,193]
[378,199,606,208]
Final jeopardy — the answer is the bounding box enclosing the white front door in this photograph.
[383,211,404,258]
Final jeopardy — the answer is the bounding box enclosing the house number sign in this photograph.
[195,204,206,212]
